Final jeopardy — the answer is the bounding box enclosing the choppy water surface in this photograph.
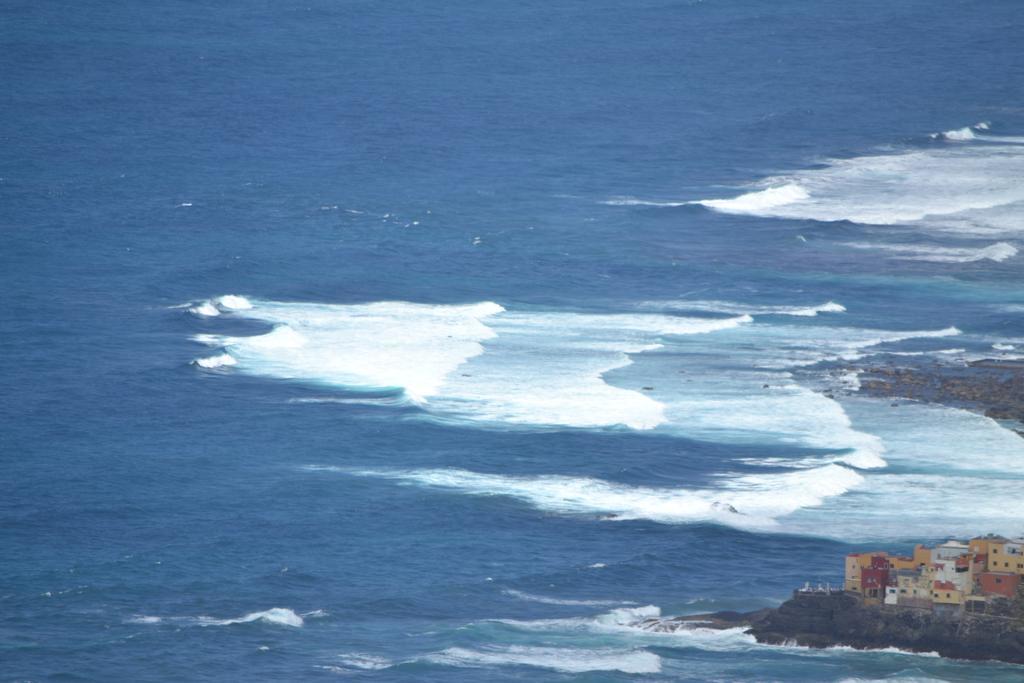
[3,1,1024,680]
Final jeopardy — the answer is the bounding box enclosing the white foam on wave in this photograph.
[648,322,961,469]
[191,297,751,429]
[502,588,634,607]
[600,197,689,207]
[193,353,237,369]
[194,300,504,403]
[345,464,864,531]
[690,137,1024,235]
[644,300,846,317]
[195,297,1018,535]
[993,342,1015,351]
[494,604,950,663]
[193,298,972,476]
[216,294,252,310]
[775,397,1024,540]
[837,678,946,683]
[695,183,810,214]
[491,605,765,655]
[128,607,304,628]
[332,653,393,671]
[939,126,976,141]
[842,241,1017,263]
[427,311,750,430]
[423,645,661,674]
[189,301,220,317]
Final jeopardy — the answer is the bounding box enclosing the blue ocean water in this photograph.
[4,1,1024,680]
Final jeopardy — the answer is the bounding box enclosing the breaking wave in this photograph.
[193,353,237,369]
[689,128,1024,235]
[188,294,254,317]
[694,183,810,214]
[502,588,635,607]
[340,464,864,531]
[645,299,846,317]
[599,197,688,206]
[128,607,306,628]
[841,241,1017,263]
[422,645,661,674]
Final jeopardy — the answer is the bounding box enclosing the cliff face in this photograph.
[748,592,1024,665]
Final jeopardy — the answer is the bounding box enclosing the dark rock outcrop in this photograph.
[755,592,1024,664]
[646,592,1024,666]
[839,358,1024,424]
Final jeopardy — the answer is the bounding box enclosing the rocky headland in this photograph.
[639,591,1024,666]
[812,355,1024,428]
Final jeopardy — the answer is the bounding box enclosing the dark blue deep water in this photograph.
[4,2,1024,681]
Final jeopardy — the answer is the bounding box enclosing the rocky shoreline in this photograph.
[639,592,1024,666]
[821,355,1024,427]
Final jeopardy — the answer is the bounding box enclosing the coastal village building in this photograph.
[845,535,1024,612]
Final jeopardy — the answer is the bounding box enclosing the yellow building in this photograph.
[931,581,964,605]
[896,571,932,606]
[913,544,931,568]
[844,554,862,593]
[888,556,916,571]
[987,540,1024,575]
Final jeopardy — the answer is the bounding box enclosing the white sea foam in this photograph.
[193,297,1021,537]
[216,294,253,310]
[502,588,634,607]
[695,183,810,214]
[778,399,1024,540]
[196,300,504,403]
[841,241,1017,262]
[600,197,688,207]
[194,298,969,473]
[939,126,976,141]
[193,353,237,368]
[347,464,864,530]
[422,645,661,674]
[492,604,954,662]
[191,298,750,428]
[128,607,304,628]
[333,653,393,670]
[189,301,220,317]
[691,136,1024,235]
[644,300,846,317]
[993,343,1015,351]
[493,605,763,652]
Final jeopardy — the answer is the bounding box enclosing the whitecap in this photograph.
[939,126,976,141]
[193,353,237,369]
[600,197,689,207]
[345,464,864,531]
[841,241,1017,263]
[333,653,393,671]
[422,645,661,674]
[189,301,220,317]
[644,299,846,317]
[128,607,304,628]
[694,183,810,214]
[502,588,634,607]
[216,294,253,311]
[690,137,1024,234]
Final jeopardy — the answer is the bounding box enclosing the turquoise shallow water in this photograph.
[3,1,1024,680]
